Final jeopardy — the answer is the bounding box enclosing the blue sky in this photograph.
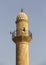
[0,0,46,65]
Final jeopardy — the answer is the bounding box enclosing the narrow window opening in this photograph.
[22,28,25,32]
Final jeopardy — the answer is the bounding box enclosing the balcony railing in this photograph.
[10,30,32,39]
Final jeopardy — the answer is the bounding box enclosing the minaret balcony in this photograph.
[11,31,32,43]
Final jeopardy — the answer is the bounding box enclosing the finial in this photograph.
[21,8,23,12]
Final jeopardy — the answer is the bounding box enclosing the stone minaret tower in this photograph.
[11,9,32,65]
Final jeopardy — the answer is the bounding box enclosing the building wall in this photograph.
[16,20,28,36]
[16,42,29,65]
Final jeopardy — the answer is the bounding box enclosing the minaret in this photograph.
[11,9,32,65]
